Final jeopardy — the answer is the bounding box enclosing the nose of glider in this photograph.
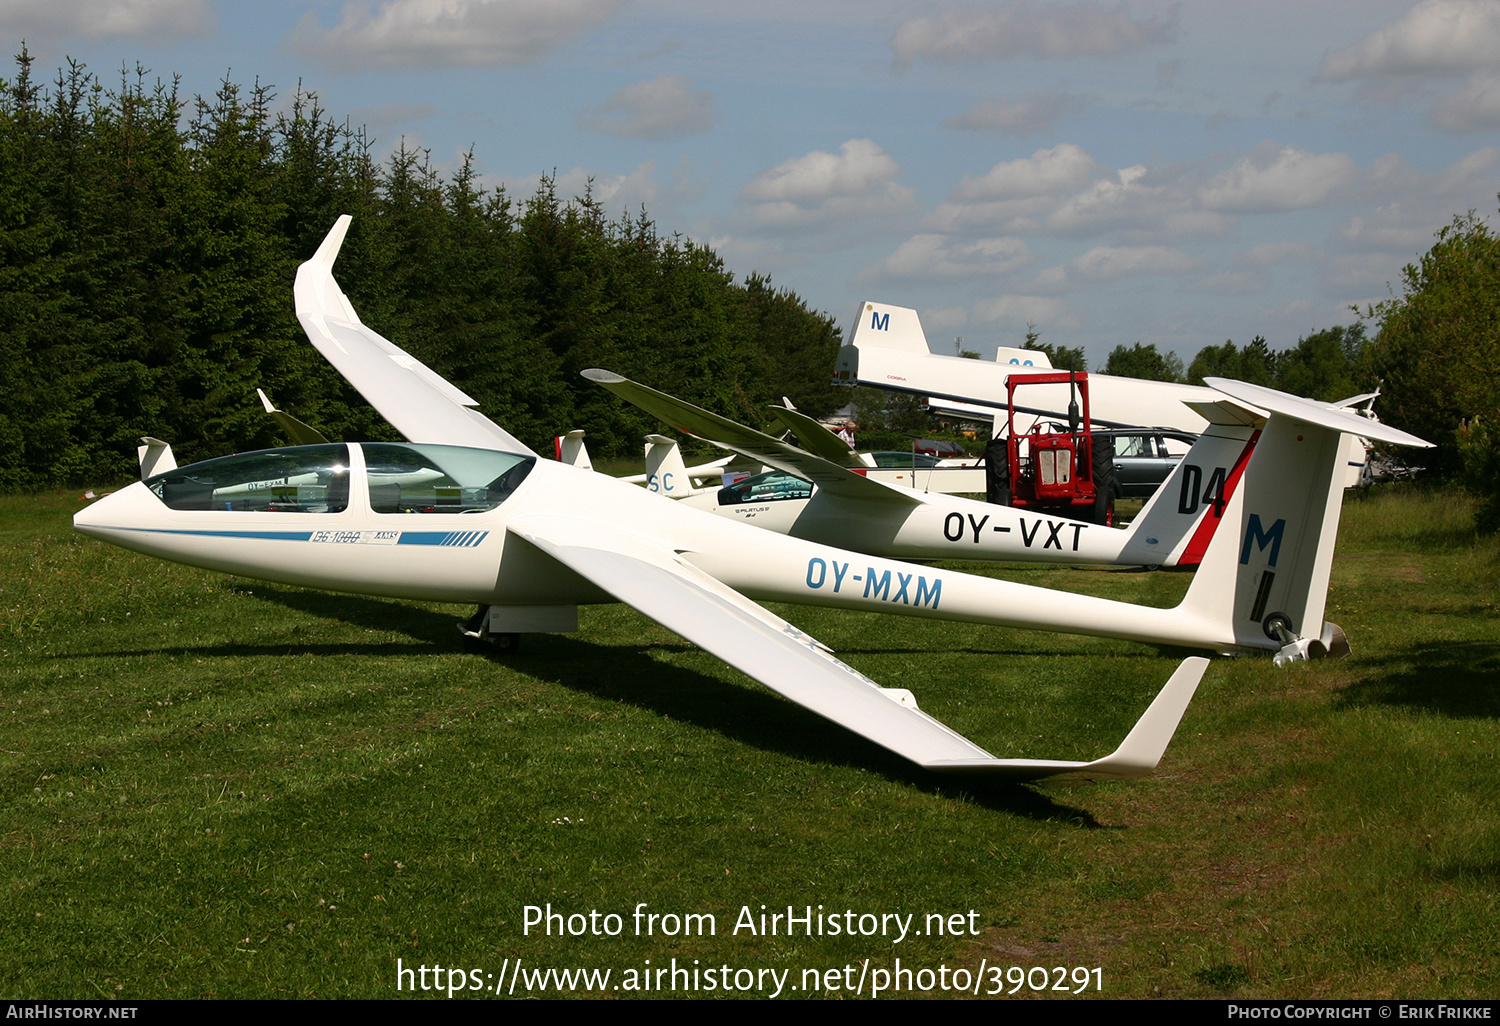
[73,481,157,542]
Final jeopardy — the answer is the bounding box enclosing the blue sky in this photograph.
[6,0,1499,366]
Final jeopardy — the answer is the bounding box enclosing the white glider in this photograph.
[585,370,1269,568]
[71,217,1427,778]
[833,301,1217,434]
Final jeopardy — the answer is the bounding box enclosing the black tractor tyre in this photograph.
[1090,436,1117,525]
[985,435,1012,506]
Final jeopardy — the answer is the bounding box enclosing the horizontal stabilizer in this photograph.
[1183,397,1265,428]
[1205,378,1431,448]
[137,437,176,479]
[555,430,592,471]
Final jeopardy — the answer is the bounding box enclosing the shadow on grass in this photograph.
[72,585,1115,825]
[1430,859,1500,883]
[234,585,461,643]
[515,636,1112,826]
[1333,641,1500,719]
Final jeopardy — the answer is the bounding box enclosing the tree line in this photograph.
[4,53,1495,526]
[0,52,846,488]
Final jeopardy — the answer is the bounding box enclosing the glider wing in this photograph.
[583,369,919,507]
[294,215,536,456]
[510,512,1205,779]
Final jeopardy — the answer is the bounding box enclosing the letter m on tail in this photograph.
[870,311,890,331]
[1239,514,1286,567]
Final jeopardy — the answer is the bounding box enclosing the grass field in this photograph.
[2,484,1497,999]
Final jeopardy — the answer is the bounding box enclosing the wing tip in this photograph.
[582,368,627,384]
[310,215,353,268]
[925,655,1208,781]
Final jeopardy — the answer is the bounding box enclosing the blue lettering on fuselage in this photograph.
[804,558,941,609]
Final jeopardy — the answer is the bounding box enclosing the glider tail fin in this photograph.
[137,437,176,480]
[1118,413,1261,568]
[644,434,704,498]
[849,301,932,354]
[555,430,593,471]
[1176,379,1432,661]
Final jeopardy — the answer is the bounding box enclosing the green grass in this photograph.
[1,485,1497,999]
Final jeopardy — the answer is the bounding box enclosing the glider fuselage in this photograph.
[75,442,1247,653]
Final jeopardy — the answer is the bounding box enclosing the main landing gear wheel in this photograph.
[458,605,520,655]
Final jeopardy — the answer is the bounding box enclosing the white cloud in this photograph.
[868,234,1033,279]
[1319,0,1500,81]
[942,91,1091,136]
[1187,272,1267,296]
[1431,71,1500,128]
[953,143,1100,203]
[286,0,622,70]
[933,145,1236,238]
[741,139,913,229]
[1029,265,1070,291]
[935,143,1375,243]
[1241,241,1314,266]
[922,306,971,331]
[1043,168,1232,239]
[1197,146,1358,213]
[1069,245,1196,279]
[891,2,1176,71]
[1335,147,1500,247]
[972,294,1070,327]
[0,0,210,38]
[1337,208,1439,251]
[1320,252,1403,295]
[1044,164,1157,231]
[577,76,715,140]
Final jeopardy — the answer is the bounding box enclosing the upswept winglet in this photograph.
[257,388,330,446]
[294,216,536,456]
